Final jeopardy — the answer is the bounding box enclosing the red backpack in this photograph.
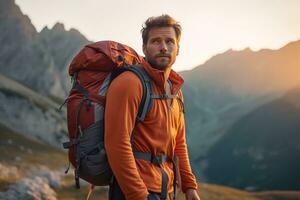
[62,41,153,188]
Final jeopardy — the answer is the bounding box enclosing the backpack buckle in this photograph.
[62,138,79,149]
[151,155,162,165]
[161,94,168,99]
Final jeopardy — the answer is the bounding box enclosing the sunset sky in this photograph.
[15,0,300,71]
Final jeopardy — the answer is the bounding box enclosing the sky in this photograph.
[15,0,300,72]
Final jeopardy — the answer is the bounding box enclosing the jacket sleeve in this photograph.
[174,92,198,193]
[104,72,149,200]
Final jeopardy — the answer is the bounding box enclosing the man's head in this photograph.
[141,15,182,70]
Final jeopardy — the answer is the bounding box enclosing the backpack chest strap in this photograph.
[151,94,176,99]
[133,152,174,165]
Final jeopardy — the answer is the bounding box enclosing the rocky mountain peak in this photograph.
[0,0,37,37]
[52,22,66,32]
[69,28,88,39]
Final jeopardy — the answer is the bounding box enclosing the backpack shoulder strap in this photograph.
[126,65,152,122]
[109,65,152,146]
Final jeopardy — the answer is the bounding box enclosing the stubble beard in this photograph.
[147,56,172,70]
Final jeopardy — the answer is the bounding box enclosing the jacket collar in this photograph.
[140,61,184,95]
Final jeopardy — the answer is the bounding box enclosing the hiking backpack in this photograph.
[63,41,179,200]
[62,41,153,188]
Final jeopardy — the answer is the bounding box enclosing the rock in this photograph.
[0,176,57,200]
[0,92,68,148]
[15,156,22,161]
[32,170,61,189]
[0,163,19,180]
[27,148,33,154]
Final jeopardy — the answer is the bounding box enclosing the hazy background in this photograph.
[15,0,300,71]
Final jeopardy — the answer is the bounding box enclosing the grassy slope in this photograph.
[0,124,107,200]
[1,125,300,200]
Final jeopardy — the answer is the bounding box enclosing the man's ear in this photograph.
[142,44,146,55]
[177,45,180,56]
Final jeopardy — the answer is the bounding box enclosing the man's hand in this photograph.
[185,189,200,200]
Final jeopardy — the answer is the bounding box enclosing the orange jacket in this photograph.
[104,61,197,200]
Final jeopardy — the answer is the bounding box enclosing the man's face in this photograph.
[143,27,179,70]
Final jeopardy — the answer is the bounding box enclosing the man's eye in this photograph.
[167,40,175,44]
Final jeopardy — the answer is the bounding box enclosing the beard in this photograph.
[146,53,173,70]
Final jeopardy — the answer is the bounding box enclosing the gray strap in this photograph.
[75,146,81,188]
[161,168,168,200]
[171,156,178,200]
[128,66,152,121]
[151,79,176,100]
[151,94,176,99]
[133,152,171,165]
[126,66,153,147]
[62,138,78,149]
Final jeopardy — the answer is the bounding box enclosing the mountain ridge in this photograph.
[0,0,90,97]
[205,87,300,191]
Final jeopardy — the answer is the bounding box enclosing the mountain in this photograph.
[204,87,300,191]
[38,23,89,95]
[0,0,51,93]
[0,0,88,148]
[0,0,90,97]
[180,41,300,190]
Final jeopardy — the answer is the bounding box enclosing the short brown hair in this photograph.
[141,14,182,45]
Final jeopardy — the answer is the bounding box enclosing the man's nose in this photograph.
[159,42,167,52]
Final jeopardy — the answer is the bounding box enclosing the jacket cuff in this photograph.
[182,185,198,193]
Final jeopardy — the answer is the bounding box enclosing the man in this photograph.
[105,15,200,200]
